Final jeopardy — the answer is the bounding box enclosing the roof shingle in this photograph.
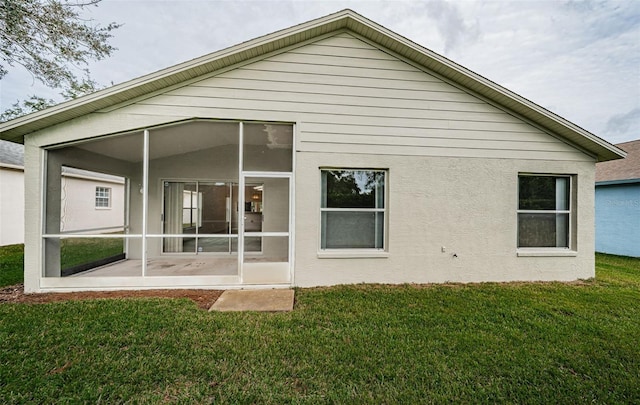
[0,140,24,167]
[596,139,640,182]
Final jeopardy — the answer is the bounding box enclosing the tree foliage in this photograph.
[0,0,120,120]
[0,94,55,121]
[0,76,100,121]
[325,170,384,208]
[0,0,120,87]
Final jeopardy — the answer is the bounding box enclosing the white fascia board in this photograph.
[0,162,24,170]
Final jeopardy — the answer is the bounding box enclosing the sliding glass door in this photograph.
[162,181,265,255]
[163,181,237,254]
[198,182,237,253]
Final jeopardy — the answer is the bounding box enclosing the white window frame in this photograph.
[95,186,111,209]
[319,168,388,258]
[517,173,576,256]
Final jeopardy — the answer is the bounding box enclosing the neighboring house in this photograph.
[595,139,640,257]
[0,140,25,245]
[0,10,625,293]
[0,140,125,246]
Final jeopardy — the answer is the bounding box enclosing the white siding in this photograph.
[0,167,24,246]
[30,32,590,163]
[114,32,589,162]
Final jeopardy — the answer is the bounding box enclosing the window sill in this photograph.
[517,249,577,257]
[318,250,389,259]
[95,207,112,210]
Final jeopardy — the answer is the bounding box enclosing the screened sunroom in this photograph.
[41,120,293,288]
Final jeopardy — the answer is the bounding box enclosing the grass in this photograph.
[59,237,124,270]
[0,239,122,287]
[0,253,639,403]
[0,244,23,287]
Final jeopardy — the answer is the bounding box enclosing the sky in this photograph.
[1,0,639,145]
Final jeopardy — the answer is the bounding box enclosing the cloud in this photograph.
[443,0,639,143]
[563,0,640,44]
[604,108,640,141]
[423,0,479,52]
[1,0,638,144]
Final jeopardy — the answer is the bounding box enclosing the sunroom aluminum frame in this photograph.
[40,119,295,290]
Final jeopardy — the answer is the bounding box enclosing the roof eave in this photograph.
[596,178,640,186]
[0,9,626,162]
[0,9,356,142]
[0,162,24,170]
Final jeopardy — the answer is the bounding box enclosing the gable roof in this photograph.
[0,9,626,162]
[596,139,640,184]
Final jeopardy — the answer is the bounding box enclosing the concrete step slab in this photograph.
[209,289,294,312]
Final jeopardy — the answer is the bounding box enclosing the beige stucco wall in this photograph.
[0,167,25,246]
[294,152,595,286]
[23,140,42,292]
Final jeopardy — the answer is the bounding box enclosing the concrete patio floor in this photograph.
[209,289,295,312]
[71,258,238,277]
[69,257,292,284]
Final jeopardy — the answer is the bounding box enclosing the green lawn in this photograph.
[0,253,639,403]
[59,237,124,270]
[0,239,123,284]
[0,244,23,287]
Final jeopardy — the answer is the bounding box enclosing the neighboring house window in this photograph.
[320,169,386,250]
[95,187,111,208]
[517,175,571,248]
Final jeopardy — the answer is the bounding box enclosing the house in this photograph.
[0,140,125,248]
[595,139,640,257]
[0,10,625,293]
[0,140,25,246]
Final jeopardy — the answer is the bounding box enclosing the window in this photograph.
[517,175,571,248]
[320,169,386,250]
[95,187,111,208]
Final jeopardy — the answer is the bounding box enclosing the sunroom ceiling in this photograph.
[73,120,292,163]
